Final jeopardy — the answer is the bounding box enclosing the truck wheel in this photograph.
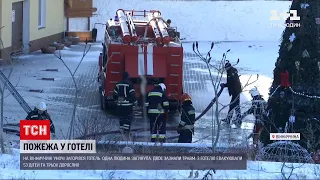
[99,86,106,110]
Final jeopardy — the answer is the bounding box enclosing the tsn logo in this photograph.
[20,120,51,140]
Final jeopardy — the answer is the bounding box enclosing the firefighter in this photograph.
[113,71,137,134]
[145,83,169,142]
[177,93,196,143]
[239,88,268,145]
[220,61,242,127]
[166,19,171,27]
[26,102,56,138]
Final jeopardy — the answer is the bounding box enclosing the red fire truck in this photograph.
[98,9,183,112]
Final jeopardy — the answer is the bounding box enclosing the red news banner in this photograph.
[20,120,51,140]
[19,120,247,170]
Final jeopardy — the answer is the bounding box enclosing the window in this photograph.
[38,0,46,29]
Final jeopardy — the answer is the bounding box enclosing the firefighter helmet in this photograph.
[37,102,47,111]
[249,87,260,97]
[181,93,192,103]
[159,83,166,91]
[224,60,231,69]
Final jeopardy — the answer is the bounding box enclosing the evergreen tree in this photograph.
[266,0,320,152]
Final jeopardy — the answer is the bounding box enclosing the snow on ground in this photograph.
[1,44,117,142]
[69,0,291,42]
[184,41,277,100]
[2,0,319,179]
[0,149,319,179]
[182,41,278,144]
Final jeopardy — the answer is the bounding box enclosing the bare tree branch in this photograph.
[51,43,91,139]
[0,26,15,153]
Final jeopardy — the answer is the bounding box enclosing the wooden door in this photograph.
[12,2,23,52]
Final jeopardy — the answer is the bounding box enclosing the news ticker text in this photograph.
[20,153,247,170]
[20,140,96,153]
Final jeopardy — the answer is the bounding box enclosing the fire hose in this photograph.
[194,87,224,121]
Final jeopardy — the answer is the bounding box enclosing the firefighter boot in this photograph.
[151,134,157,142]
[158,116,166,143]
[253,123,264,145]
[119,117,125,131]
[122,115,132,133]
[149,114,159,142]
[233,106,242,128]
[221,111,233,124]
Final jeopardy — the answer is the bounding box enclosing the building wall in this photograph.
[0,0,24,49]
[29,0,64,41]
[28,0,64,52]
[0,1,2,48]
[0,0,64,58]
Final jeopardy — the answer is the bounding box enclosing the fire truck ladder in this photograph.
[0,69,32,135]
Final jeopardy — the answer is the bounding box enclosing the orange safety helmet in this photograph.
[181,93,192,103]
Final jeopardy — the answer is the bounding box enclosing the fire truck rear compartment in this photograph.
[104,45,182,111]
[100,9,183,113]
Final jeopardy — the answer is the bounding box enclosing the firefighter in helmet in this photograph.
[239,87,268,145]
[220,60,242,127]
[26,101,56,139]
[145,83,169,142]
[113,71,137,134]
[166,19,171,27]
[177,93,196,143]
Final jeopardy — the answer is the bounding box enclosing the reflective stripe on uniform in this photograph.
[181,125,194,130]
[148,109,164,114]
[158,134,166,139]
[179,120,186,126]
[163,101,169,106]
[148,92,162,97]
[117,103,133,106]
[129,89,135,93]
[151,134,157,138]
[145,102,149,106]
[119,126,123,129]
[116,84,129,87]
[31,115,38,118]
[188,110,195,115]
[117,99,132,106]
[115,83,130,98]
[123,124,130,129]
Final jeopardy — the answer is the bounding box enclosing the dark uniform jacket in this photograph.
[225,67,242,96]
[113,79,136,106]
[241,95,268,123]
[145,86,169,114]
[26,108,55,133]
[179,102,196,130]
